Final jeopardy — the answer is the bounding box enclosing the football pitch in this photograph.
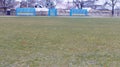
[0,17,120,67]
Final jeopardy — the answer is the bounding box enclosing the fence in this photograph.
[1,8,120,16]
[16,8,36,16]
[70,9,88,16]
[48,8,57,16]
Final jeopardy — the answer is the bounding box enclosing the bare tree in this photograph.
[20,1,28,8]
[73,0,84,9]
[45,0,56,8]
[0,0,15,14]
[105,0,120,16]
[0,0,15,8]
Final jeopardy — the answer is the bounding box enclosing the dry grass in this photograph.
[0,17,120,67]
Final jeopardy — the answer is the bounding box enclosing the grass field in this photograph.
[0,17,120,67]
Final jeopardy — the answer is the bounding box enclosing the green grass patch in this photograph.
[0,17,120,67]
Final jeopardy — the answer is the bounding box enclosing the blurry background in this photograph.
[0,0,120,16]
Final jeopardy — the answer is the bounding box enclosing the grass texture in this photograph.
[0,17,120,67]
